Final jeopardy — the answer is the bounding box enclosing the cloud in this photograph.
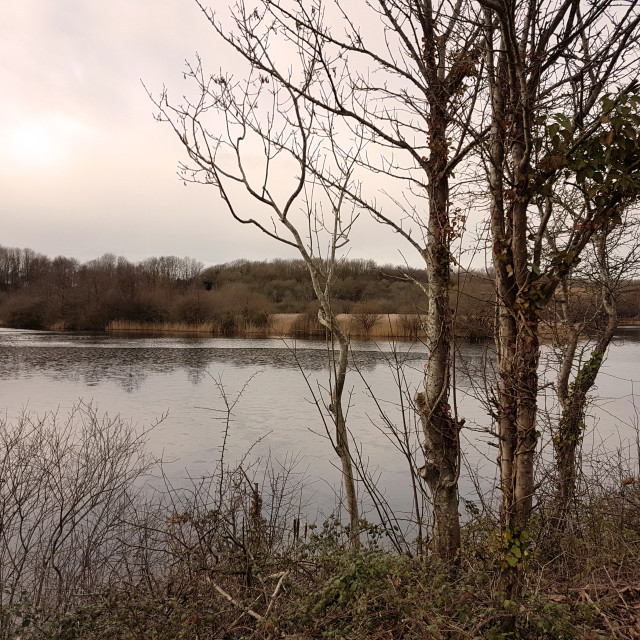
[0,0,421,267]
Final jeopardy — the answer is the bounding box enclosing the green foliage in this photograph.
[0,589,37,640]
[571,351,604,391]
[554,351,605,452]
[497,529,531,572]
[541,92,640,215]
[4,505,637,640]
[287,542,606,640]
[39,589,224,640]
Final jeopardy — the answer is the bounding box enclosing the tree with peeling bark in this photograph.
[173,0,485,561]
[150,66,363,548]
[480,0,640,592]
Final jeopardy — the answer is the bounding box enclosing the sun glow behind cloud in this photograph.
[1,114,91,173]
[0,0,414,265]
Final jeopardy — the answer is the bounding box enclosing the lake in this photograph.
[1,327,639,520]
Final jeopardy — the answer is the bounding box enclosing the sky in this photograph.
[0,0,415,268]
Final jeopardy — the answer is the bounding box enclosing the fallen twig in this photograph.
[265,570,289,617]
[580,587,619,638]
[209,579,263,621]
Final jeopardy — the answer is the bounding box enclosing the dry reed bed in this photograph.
[105,314,492,339]
[105,319,270,336]
[106,320,217,334]
[105,314,416,338]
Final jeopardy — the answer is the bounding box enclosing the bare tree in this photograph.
[159,0,487,561]
[547,207,640,526]
[351,311,381,338]
[480,0,640,591]
[157,0,640,567]
[151,64,363,547]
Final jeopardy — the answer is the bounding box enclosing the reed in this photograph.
[104,314,492,340]
[106,320,216,334]
[49,320,69,332]
[268,314,301,335]
[270,313,427,339]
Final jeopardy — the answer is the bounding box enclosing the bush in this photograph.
[174,294,216,324]
[0,404,155,639]
[289,312,325,337]
[219,311,238,336]
[5,301,47,329]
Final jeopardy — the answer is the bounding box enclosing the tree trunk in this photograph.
[414,102,461,562]
[317,298,361,550]
[331,326,361,550]
[554,346,610,524]
[415,391,461,561]
[282,218,362,550]
[484,9,539,593]
[554,233,618,527]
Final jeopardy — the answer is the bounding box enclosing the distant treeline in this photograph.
[0,244,638,336]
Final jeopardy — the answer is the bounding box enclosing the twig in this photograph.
[580,587,620,638]
[265,570,289,617]
[471,613,515,635]
[402,617,435,635]
[268,570,288,579]
[209,580,263,621]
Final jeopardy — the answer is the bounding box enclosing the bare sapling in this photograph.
[150,60,363,546]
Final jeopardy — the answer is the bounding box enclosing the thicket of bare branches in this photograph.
[0,404,155,634]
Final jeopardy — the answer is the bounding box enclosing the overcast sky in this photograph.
[0,0,421,267]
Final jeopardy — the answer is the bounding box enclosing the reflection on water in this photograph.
[1,327,639,517]
[0,330,438,392]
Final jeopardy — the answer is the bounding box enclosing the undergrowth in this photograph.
[18,511,640,640]
[3,408,640,639]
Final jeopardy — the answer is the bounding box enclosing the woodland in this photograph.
[1,246,638,338]
[0,246,506,338]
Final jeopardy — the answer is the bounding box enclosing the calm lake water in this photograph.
[1,327,639,517]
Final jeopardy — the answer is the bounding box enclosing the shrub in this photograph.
[5,301,46,329]
[0,404,155,638]
[219,312,238,336]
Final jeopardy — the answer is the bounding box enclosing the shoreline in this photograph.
[2,314,638,340]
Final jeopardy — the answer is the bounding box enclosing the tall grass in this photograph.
[106,319,272,336]
[106,320,217,334]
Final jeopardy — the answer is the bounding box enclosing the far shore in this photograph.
[103,314,640,339]
[3,314,637,340]
[104,313,490,340]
